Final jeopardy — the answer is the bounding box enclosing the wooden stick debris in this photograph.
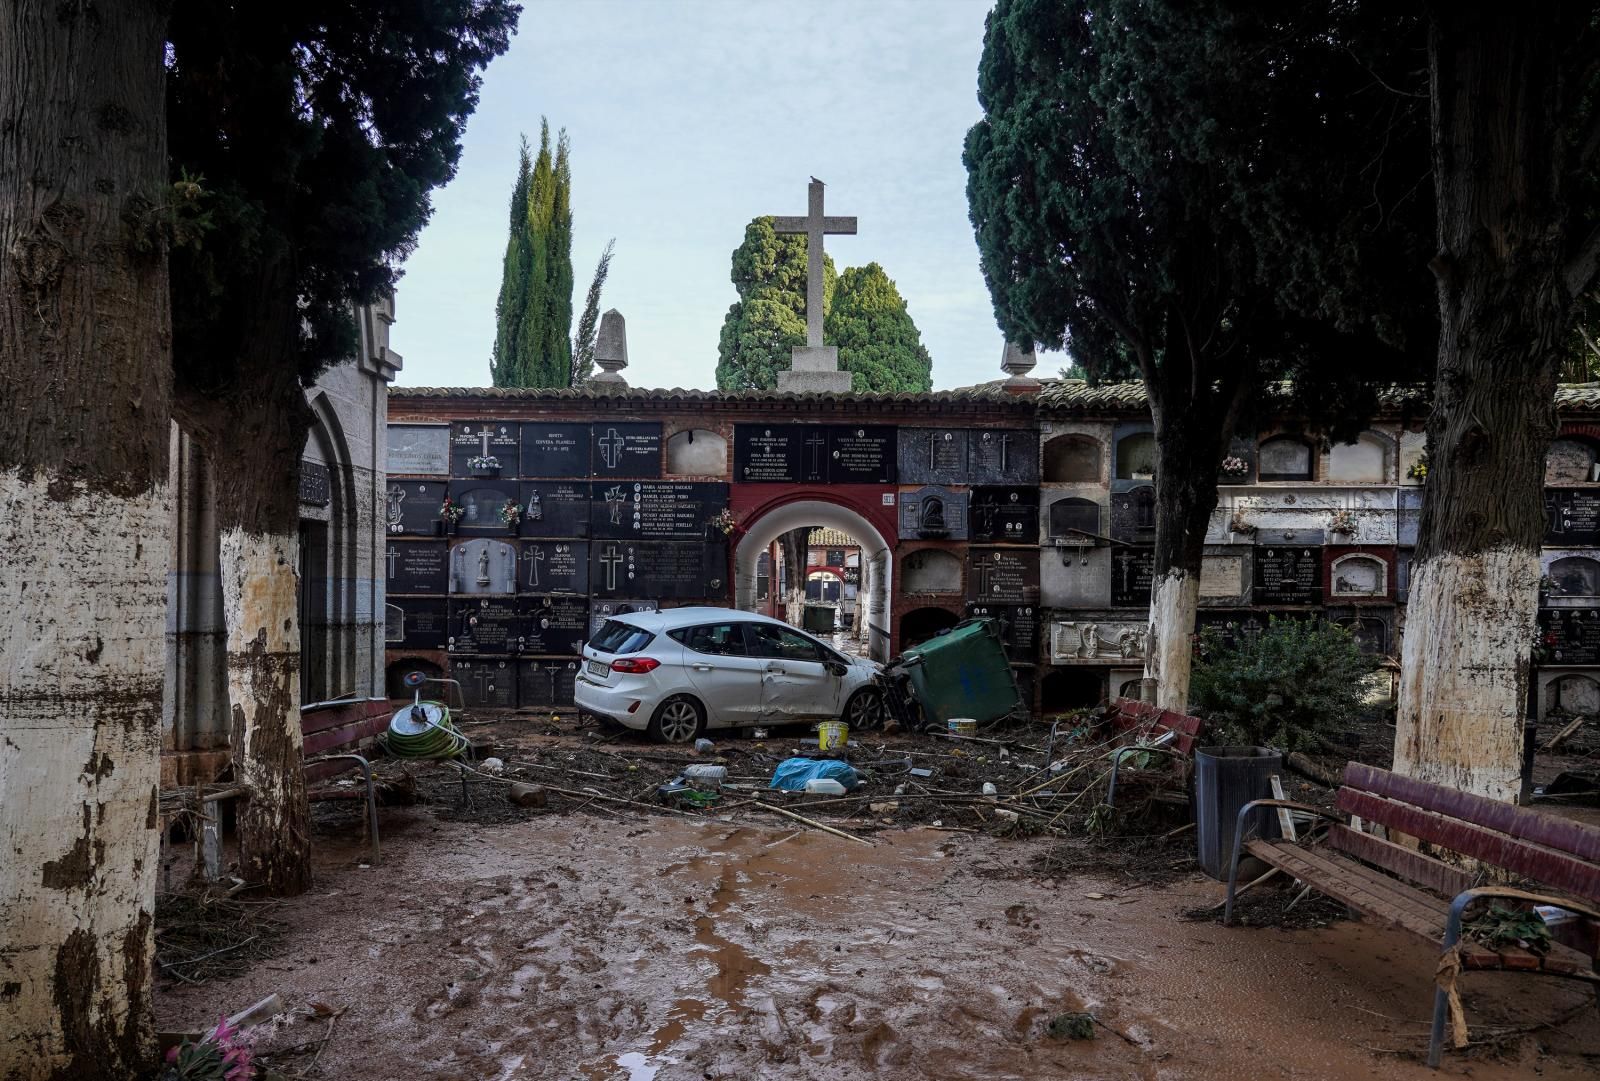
[748,801,875,846]
[1543,716,1586,751]
[1207,866,1281,910]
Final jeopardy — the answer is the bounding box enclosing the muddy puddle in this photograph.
[157,812,1599,1080]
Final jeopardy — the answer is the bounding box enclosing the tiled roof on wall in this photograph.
[388,385,1022,405]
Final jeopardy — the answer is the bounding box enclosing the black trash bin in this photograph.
[1194,745,1283,880]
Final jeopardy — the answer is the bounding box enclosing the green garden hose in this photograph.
[381,700,469,759]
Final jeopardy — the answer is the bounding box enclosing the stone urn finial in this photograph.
[593,309,628,386]
[1000,339,1039,392]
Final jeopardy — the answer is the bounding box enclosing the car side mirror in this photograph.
[825,660,849,677]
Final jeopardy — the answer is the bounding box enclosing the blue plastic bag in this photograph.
[769,757,861,791]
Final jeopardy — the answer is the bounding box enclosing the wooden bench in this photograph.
[301,697,392,864]
[1223,762,1600,1066]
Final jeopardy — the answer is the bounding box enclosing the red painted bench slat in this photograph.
[1343,762,1600,863]
[1335,788,1600,904]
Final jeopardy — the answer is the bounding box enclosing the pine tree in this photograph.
[826,263,933,392]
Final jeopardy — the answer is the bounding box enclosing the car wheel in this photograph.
[842,688,885,732]
[648,695,706,744]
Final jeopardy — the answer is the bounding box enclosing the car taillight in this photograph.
[611,657,660,674]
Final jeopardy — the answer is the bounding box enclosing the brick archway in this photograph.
[732,487,896,660]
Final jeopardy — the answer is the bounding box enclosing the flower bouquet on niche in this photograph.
[709,507,738,537]
[499,498,522,532]
[438,496,464,535]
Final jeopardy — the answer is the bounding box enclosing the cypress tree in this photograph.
[826,263,933,392]
[495,121,576,387]
[491,137,534,386]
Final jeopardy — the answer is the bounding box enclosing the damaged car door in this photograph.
[745,621,839,720]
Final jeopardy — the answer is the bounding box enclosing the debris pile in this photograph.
[372,703,1196,850]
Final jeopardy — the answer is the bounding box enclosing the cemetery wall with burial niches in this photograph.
[384,383,1600,718]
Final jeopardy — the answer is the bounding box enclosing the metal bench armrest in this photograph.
[303,753,379,865]
[1429,886,1600,1067]
[1440,887,1600,949]
[1223,800,1343,926]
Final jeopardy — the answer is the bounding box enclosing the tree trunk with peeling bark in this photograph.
[178,367,315,896]
[1394,11,1583,801]
[1142,388,1243,711]
[0,3,172,1076]
[779,526,809,626]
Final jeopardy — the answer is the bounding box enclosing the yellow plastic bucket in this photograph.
[818,720,849,752]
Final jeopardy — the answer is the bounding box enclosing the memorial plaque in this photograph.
[384,480,447,536]
[828,426,897,483]
[1109,485,1158,543]
[451,421,520,478]
[387,424,451,476]
[446,479,521,536]
[970,428,1039,484]
[299,461,330,507]
[965,548,1040,603]
[386,541,448,594]
[965,603,1039,663]
[519,481,590,539]
[1539,607,1600,665]
[1196,610,1270,650]
[449,597,522,654]
[591,422,662,478]
[898,427,970,484]
[735,424,803,482]
[589,599,659,636]
[591,540,728,599]
[520,540,588,595]
[1545,488,1600,544]
[970,487,1039,544]
[519,659,579,707]
[1110,547,1157,607]
[391,597,447,649]
[454,657,517,708]
[591,481,729,539]
[519,596,588,655]
[519,422,591,478]
[1254,546,1323,605]
[447,538,518,595]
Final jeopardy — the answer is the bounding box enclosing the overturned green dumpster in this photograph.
[882,618,1023,730]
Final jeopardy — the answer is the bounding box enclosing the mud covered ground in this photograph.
[156,773,1600,1081]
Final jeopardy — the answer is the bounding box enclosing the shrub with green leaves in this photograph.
[1189,617,1375,752]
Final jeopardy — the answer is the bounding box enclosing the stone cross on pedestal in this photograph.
[772,178,856,393]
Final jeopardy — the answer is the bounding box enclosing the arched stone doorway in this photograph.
[734,496,895,661]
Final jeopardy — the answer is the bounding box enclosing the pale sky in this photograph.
[389,0,1014,392]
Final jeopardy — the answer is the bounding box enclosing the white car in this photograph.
[574,607,884,743]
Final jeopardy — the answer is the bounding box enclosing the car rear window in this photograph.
[669,622,750,656]
[589,619,655,655]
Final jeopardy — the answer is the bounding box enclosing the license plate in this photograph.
[587,659,609,677]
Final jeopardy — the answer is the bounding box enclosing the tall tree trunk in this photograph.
[0,4,171,1077]
[178,367,315,895]
[1394,13,1571,801]
[779,526,809,626]
[1143,404,1230,711]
